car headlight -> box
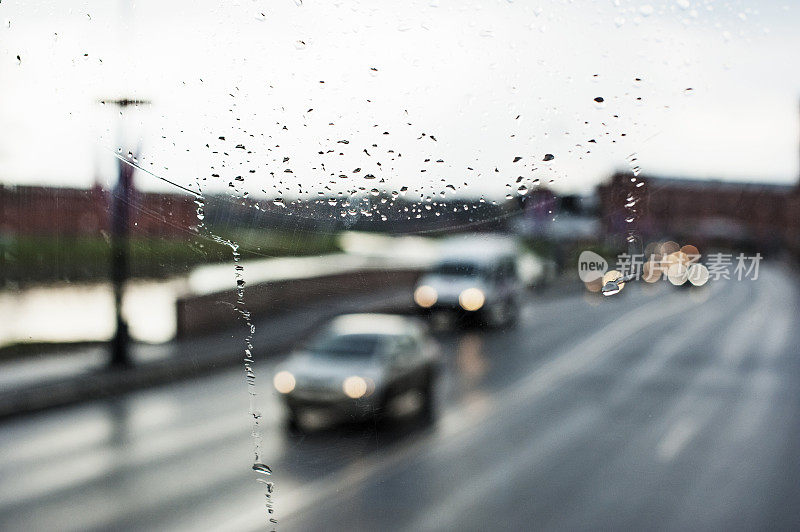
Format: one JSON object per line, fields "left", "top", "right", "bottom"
{"left": 342, "top": 375, "right": 368, "bottom": 399}
{"left": 459, "top": 287, "right": 485, "bottom": 311}
{"left": 273, "top": 371, "right": 296, "bottom": 394}
{"left": 687, "top": 263, "right": 709, "bottom": 286}
{"left": 414, "top": 285, "right": 438, "bottom": 308}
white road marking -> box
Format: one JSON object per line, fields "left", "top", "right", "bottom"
{"left": 720, "top": 300, "right": 769, "bottom": 366}
{"left": 720, "top": 270, "right": 784, "bottom": 366}
{"left": 763, "top": 309, "right": 792, "bottom": 361}
{"left": 408, "top": 406, "right": 601, "bottom": 532}
{"left": 651, "top": 274, "right": 783, "bottom": 464}
{"left": 657, "top": 416, "right": 700, "bottom": 461}
{"left": 608, "top": 292, "right": 731, "bottom": 405}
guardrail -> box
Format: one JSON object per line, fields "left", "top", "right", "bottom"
{"left": 176, "top": 267, "right": 423, "bottom": 339}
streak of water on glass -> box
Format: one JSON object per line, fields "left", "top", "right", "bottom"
{"left": 602, "top": 152, "right": 645, "bottom": 297}
{"left": 192, "top": 186, "right": 274, "bottom": 525}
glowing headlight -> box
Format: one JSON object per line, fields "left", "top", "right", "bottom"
{"left": 687, "top": 263, "right": 709, "bottom": 286}
{"left": 414, "top": 285, "right": 438, "bottom": 308}
{"left": 459, "top": 287, "right": 485, "bottom": 311}
{"left": 342, "top": 376, "right": 368, "bottom": 399}
{"left": 273, "top": 371, "right": 296, "bottom": 394}
{"left": 667, "top": 263, "right": 688, "bottom": 285}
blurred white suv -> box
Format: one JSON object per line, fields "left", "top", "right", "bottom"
{"left": 413, "top": 243, "right": 522, "bottom": 326}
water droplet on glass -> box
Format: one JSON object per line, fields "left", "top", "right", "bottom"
{"left": 602, "top": 281, "right": 622, "bottom": 296}
{"left": 253, "top": 463, "right": 272, "bottom": 475}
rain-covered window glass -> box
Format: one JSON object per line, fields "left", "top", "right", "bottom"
{"left": 3, "top": 0, "right": 800, "bottom": 530}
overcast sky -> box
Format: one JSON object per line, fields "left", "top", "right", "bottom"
{"left": 1, "top": 0, "right": 798, "bottom": 200}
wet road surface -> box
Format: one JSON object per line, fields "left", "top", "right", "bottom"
{"left": 1, "top": 265, "right": 799, "bottom": 531}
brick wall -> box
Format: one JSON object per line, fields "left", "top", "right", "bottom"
{"left": 598, "top": 172, "right": 800, "bottom": 253}
{"left": 0, "top": 184, "right": 197, "bottom": 238}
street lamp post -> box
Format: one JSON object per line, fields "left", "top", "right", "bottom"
{"left": 100, "top": 97, "right": 150, "bottom": 368}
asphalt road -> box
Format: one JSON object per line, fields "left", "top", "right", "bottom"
{"left": 1, "top": 265, "right": 799, "bottom": 531}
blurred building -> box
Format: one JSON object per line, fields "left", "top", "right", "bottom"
{"left": 0, "top": 182, "right": 523, "bottom": 239}
{"left": 514, "top": 187, "right": 600, "bottom": 241}
{"left": 0, "top": 184, "right": 197, "bottom": 238}
{"left": 598, "top": 172, "right": 800, "bottom": 254}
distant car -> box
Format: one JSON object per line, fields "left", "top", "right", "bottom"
{"left": 273, "top": 314, "right": 440, "bottom": 430}
{"left": 413, "top": 244, "right": 522, "bottom": 326}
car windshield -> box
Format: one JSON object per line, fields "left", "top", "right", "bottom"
{"left": 434, "top": 262, "right": 482, "bottom": 277}
{"left": 308, "top": 333, "right": 384, "bottom": 358}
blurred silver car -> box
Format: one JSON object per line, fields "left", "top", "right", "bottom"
{"left": 273, "top": 313, "right": 440, "bottom": 430}
{"left": 413, "top": 244, "right": 522, "bottom": 327}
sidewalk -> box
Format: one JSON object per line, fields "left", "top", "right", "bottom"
{"left": 0, "top": 288, "right": 414, "bottom": 419}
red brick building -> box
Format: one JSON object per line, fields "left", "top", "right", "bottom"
{"left": 0, "top": 184, "right": 197, "bottom": 238}
{"left": 598, "top": 172, "right": 800, "bottom": 254}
